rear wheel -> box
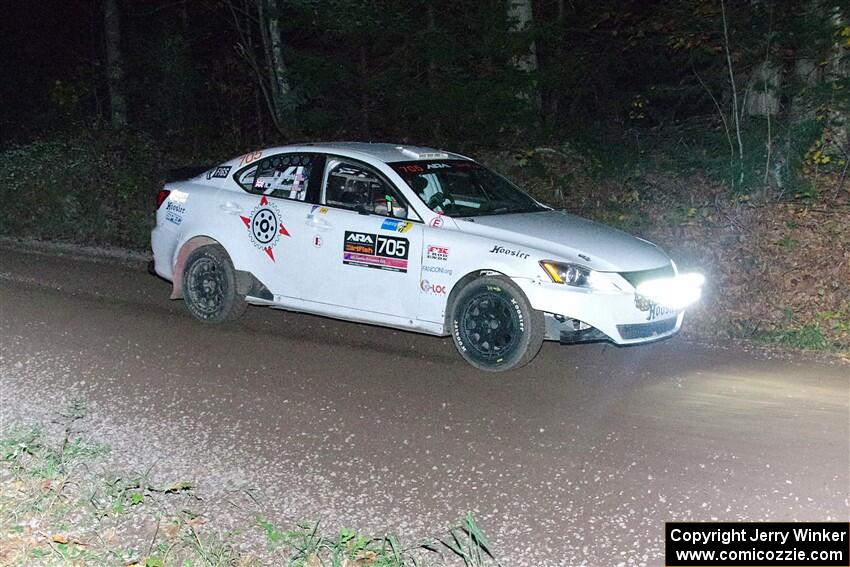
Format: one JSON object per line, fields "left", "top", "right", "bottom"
{"left": 182, "top": 245, "right": 246, "bottom": 323}
{"left": 450, "top": 276, "right": 544, "bottom": 371}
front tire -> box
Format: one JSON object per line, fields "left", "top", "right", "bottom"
{"left": 450, "top": 276, "right": 544, "bottom": 372}
{"left": 182, "top": 245, "right": 246, "bottom": 323}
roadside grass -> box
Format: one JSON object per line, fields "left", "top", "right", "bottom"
{"left": 0, "top": 403, "right": 501, "bottom": 566}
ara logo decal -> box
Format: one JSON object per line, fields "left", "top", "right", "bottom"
{"left": 240, "top": 195, "right": 290, "bottom": 261}
{"left": 345, "top": 232, "right": 374, "bottom": 244}
{"left": 381, "top": 218, "right": 413, "bottom": 233}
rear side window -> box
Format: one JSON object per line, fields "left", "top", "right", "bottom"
{"left": 235, "top": 153, "right": 323, "bottom": 202}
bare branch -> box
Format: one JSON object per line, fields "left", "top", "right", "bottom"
{"left": 721, "top": 0, "right": 745, "bottom": 188}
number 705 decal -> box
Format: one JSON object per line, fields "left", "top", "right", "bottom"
{"left": 343, "top": 231, "right": 409, "bottom": 272}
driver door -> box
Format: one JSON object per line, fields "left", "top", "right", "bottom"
{"left": 298, "top": 157, "right": 424, "bottom": 319}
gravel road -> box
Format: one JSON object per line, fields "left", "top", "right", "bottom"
{"left": 1, "top": 241, "right": 847, "bottom": 566}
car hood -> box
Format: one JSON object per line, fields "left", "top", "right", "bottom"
{"left": 456, "top": 210, "right": 671, "bottom": 272}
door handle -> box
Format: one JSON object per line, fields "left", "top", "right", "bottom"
{"left": 305, "top": 217, "right": 332, "bottom": 231}
{"left": 219, "top": 202, "right": 243, "bottom": 215}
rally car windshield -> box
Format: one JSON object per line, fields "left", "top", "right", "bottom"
{"left": 390, "top": 160, "right": 548, "bottom": 217}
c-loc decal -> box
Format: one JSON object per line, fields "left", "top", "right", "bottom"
{"left": 343, "top": 231, "right": 409, "bottom": 272}
{"left": 381, "top": 218, "right": 413, "bottom": 233}
{"left": 207, "top": 166, "right": 231, "bottom": 179}
{"left": 420, "top": 280, "right": 447, "bottom": 295}
{"left": 239, "top": 195, "right": 290, "bottom": 261}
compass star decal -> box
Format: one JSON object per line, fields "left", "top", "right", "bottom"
{"left": 240, "top": 195, "right": 290, "bottom": 261}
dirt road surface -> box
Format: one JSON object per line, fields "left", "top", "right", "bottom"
{"left": 1, "top": 242, "right": 848, "bottom": 566}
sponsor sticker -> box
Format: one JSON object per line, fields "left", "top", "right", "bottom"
{"left": 239, "top": 195, "right": 290, "bottom": 262}
{"left": 165, "top": 201, "right": 186, "bottom": 215}
{"left": 164, "top": 201, "right": 185, "bottom": 226}
{"left": 420, "top": 280, "right": 447, "bottom": 295}
{"left": 310, "top": 205, "right": 329, "bottom": 215}
{"left": 426, "top": 245, "right": 449, "bottom": 262}
{"left": 343, "top": 231, "right": 409, "bottom": 273}
{"left": 646, "top": 303, "right": 675, "bottom": 321}
{"left": 207, "top": 165, "right": 232, "bottom": 179}
{"left": 489, "top": 245, "right": 530, "bottom": 259}
{"left": 423, "top": 265, "right": 453, "bottom": 276}
{"left": 381, "top": 218, "right": 413, "bottom": 233}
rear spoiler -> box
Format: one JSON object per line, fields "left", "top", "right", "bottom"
{"left": 164, "top": 165, "right": 215, "bottom": 183}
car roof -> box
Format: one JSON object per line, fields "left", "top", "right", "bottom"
{"left": 261, "top": 142, "right": 472, "bottom": 164}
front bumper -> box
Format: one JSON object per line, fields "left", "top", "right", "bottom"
{"left": 517, "top": 278, "right": 685, "bottom": 345}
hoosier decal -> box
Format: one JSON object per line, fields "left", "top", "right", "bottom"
{"left": 343, "top": 231, "right": 409, "bottom": 273}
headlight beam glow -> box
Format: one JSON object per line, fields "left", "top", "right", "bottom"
{"left": 635, "top": 273, "right": 705, "bottom": 310}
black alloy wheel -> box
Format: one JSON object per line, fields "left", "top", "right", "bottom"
{"left": 450, "top": 276, "right": 544, "bottom": 371}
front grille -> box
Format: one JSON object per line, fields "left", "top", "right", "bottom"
{"left": 617, "top": 318, "right": 677, "bottom": 340}
{"left": 619, "top": 265, "right": 675, "bottom": 288}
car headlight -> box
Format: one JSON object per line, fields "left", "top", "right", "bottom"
{"left": 539, "top": 261, "right": 621, "bottom": 292}
{"left": 635, "top": 273, "right": 705, "bottom": 309}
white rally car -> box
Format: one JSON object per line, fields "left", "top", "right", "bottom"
{"left": 152, "top": 143, "right": 703, "bottom": 371}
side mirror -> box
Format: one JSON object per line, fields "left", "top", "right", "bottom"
{"left": 393, "top": 204, "right": 408, "bottom": 219}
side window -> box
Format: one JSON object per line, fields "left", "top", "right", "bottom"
{"left": 323, "top": 159, "right": 409, "bottom": 219}
{"left": 236, "top": 153, "right": 317, "bottom": 201}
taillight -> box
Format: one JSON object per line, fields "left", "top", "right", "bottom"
{"left": 156, "top": 189, "right": 171, "bottom": 210}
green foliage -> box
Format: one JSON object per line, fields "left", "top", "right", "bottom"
{"left": 761, "top": 324, "right": 830, "bottom": 350}
{"left": 0, "top": 128, "right": 160, "bottom": 249}
{"left": 1, "top": 411, "right": 501, "bottom": 566}
{"left": 254, "top": 514, "right": 500, "bottom": 567}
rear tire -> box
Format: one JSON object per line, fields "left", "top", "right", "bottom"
{"left": 182, "top": 245, "right": 246, "bottom": 323}
{"left": 450, "top": 276, "right": 544, "bottom": 371}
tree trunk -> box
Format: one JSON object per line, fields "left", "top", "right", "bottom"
{"left": 507, "top": 0, "right": 540, "bottom": 110}
{"left": 359, "top": 44, "right": 370, "bottom": 138}
{"left": 103, "top": 0, "right": 127, "bottom": 128}
{"left": 266, "top": 0, "right": 290, "bottom": 127}
{"left": 507, "top": 0, "right": 538, "bottom": 74}
{"left": 426, "top": 3, "right": 441, "bottom": 140}
{"left": 746, "top": 61, "right": 781, "bottom": 116}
